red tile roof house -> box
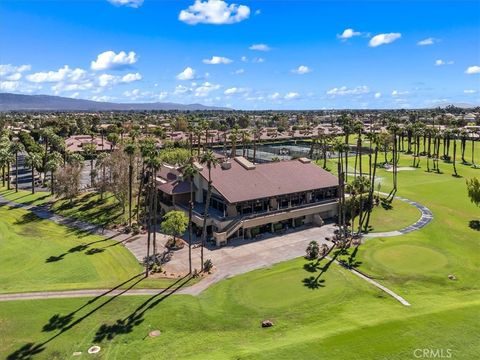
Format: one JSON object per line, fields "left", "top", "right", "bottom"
{"left": 65, "top": 135, "right": 113, "bottom": 153}
{"left": 156, "top": 156, "right": 339, "bottom": 246}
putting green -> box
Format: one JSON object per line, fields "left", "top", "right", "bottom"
{"left": 372, "top": 245, "right": 448, "bottom": 273}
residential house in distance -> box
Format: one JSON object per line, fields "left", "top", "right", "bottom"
{"left": 156, "top": 155, "right": 339, "bottom": 246}
{"left": 65, "top": 135, "right": 113, "bottom": 153}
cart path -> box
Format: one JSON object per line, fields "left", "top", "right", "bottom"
{"left": 363, "top": 193, "right": 433, "bottom": 238}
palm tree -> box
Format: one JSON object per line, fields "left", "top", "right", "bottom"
{"left": 25, "top": 152, "right": 41, "bottom": 194}
{"left": 183, "top": 161, "right": 198, "bottom": 274}
{"left": 82, "top": 142, "right": 96, "bottom": 188}
{"left": 95, "top": 152, "right": 109, "bottom": 200}
{"left": 229, "top": 126, "right": 239, "bottom": 158}
{"left": 451, "top": 129, "right": 459, "bottom": 177}
{"left": 251, "top": 127, "right": 262, "bottom": 164}
{"left": 0, "top": 137, "right": 13, "bottom": 190}
{"left": 147, "top": 156, "right": 162, "bottom": 257}
{"left": 199, "top": 150, "right": 219, "bottom": 270}
{"left": 10, "top": 140, "right": 24, "bottom": 192}
{"left": 137, "top": 138, "right": 157, "bottom": 222}
{"left": 124, "top": 142, "right": 137, "bottom": 226}
{"left": 46, "top": 151, "right": 63, "bottom": 195}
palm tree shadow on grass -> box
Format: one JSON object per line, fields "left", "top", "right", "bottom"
{"left": 8, "top": 274, "right": 191, "bottom": 360}
{"left": 468, "top": 220, "right": 480, "bottom": 231}
{"left": 44, "top": 236, "right": 123, "bottom": 263}
{"left": 302, "top": 245, "right": 351, "bottom": 290}
{"left": 92, "top": 275, "right": 193, "bottom": 342}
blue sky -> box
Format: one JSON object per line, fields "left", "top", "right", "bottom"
{"left": 1, "top": 0, "right": 479, "bottom": 109}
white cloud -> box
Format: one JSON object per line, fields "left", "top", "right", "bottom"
{"left": 374, "top": 92, "right": 382, "bottom": 99}
{"left": 121, "top": 72, "right": 142, "bottom": 83}
{"left": 179, "top": 0, "right": 250, "bottom": 25}
{"left": 0, "top": 64, "right": 31, "bottom": 81}
{"left": 417, "top": 37, "right": 438, "bottom": 46}
{"left": 284, "top": 92, "right": 299, "bottom": 100}
{"left": 123, "top": 89, "right": 168, "bottom": 101}
{"left": 254, "top": 9, "right": 261, "bottom": 15}
{"left": 327, "top": 85, "right": 370, "bottom": 96}
{"left": 202, "top": 56, "right": 233, "bottom": 64}
{"left": 194, "top": 81, "right": 221, "bottom": 97}
{"left": 91, "top": 50, "right": 138, "bottom": 71}
{"left": 224, "top": 87, "right": 248, "bottom": 95}
{"left": 435, "top": 59, "right": 454, "bottom": 66}
{"left": 176, "top": 67, "right": 196, "bottom": 80}
{"left": 268, "top": 92, "right": 281, "bottom": 100}
{"left": 174, "top": 85, "right": 191, "bottom": 95}
{"left": 0, "top": 81, "right": 21, "bottom": 92}
{"left": 107, "top": 0, "right": 143, "bottom": 7}
{"left": 391, "top": 90, "right": 409, "bottom": 96}
{"left": 241, "top": 56, "right": 248, "bottom": 62}
{"left": 465, "top": 65, "right": 480, "bottom": 74}
{"left": 369, "top": 33, "right": 401, "bottom": 47}
{"left": 291, "top": 65, "right": 311, "bottom": 75}
{"left": 27, "top": 65, "right": 87, "bottom": 83}
{"left": 98, "top": 74, "right": 117, "bottom": 87}
{"left": 464, "top": 89, "right": 477, "bottom": 94}
{"left": 233, "top": 68, "right": 245, "bottom": 75}
{"left": 249, "top": 43, "right": 270, "bottom": 51}
{"left": 91, "top": 95, "right": 115, "bottom": 102}
{"left": 338, "top": 28, "right": 361, "bottom": 40}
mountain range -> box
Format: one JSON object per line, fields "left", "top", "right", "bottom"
{"left": 0, "top": 93, "right": 229, "bottom": 112}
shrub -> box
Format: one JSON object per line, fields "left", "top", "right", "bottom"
{"left": 306, "top": 240, "right": 319, "bottom": 259}
{"left": 203, "top": 259, "right": 213, "bottom": 272}
{"left": 131, "top": 223, "right": 140, "bottom": 235}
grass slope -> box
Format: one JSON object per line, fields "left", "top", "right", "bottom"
{"left": 0, "top": 204, "right": 176, "bottom": 293}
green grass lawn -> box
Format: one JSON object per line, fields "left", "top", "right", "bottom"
{"left": 0, "top": 257, "right": 478, "bottom": 359}
{"left": 0, "top": 141, "right": 479, "bottom": 359}
{"left": 353, "top": 198, "right": 421, "bottom": 233}
{"left": 0, "top": 188, "right": 131, "bottom": 228}
{"left": 0, "top": 204, "right": 183, "bottom": 294}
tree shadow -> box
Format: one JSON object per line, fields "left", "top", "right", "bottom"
{"left": 302, "top": 276, "right": 325, "bottom": 289}
{"left": 6, "top": 342, "right": 45, "bottom": 360}
{"left": 92, "top": 275, "right": 192, "bottom": 343}
{"left": 14, "top": 212, "right": 42, "bottom": 225}
{"left": 45, "top": 254, "right": 65, "bottom": 263}
{"left": 469, "top": 220, "right": 480, "bottom": 231}
{"left": 84, "top": 247, "right": 105, "bottom": 255}
{"left": 303, "top": 261, "right": 321, "bottom": 273}
{"left": 8, "top": 273, "right": 191, "bottom": 359}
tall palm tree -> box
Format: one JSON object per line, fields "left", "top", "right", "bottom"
{"left": 451, "top": 129, "right": 459, "bottom": 177}
{"left": 124, "top": 142, "right": 137, "bottom": 226}
{"left": 183, "top": 162, "right": 198, "bottom": 274}
{"left": 10, "top": 140, "right": 24, "bottom": 193}
{"left": 0, "top": 148, "right": 13, "bottom": 190}
{"left": 95, "top": 152, "right": 109, "bottom": 200}
{"left": 251, "top": 127, "right": 262, "bottom": 164}
{"left": 82, "top": 142, "right": 96, "bottom": 188}
{"left": 148, "top": 156, "right": 162, "bottom": 257}
{"left": 137, "top": 138, "right": 157, "bottom": 222}
{"left": 229, "top": 126, "right": 239, "bottom": 158}
{"left": 46, "top": 151, "right": 63, "bottom": 195}
{"left": 25, "top": 152, "right": 41, "bottom": 194}
{"left": 199, "top": 150, "right": 219, "bottom": 270}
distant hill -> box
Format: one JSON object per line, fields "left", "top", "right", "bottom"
{"left": 433, "top": 102, "right": 479, "bottom": 109}
{"left": 0, "top": 93, "right": 230, "bottom": 112}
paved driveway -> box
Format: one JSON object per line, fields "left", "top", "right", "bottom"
{"left": 169, "top": 224, "right": 337, "bottom": 295}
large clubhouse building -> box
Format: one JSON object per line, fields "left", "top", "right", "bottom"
{"left": 156, "top": 156, "right": 339, "bottom": 246}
